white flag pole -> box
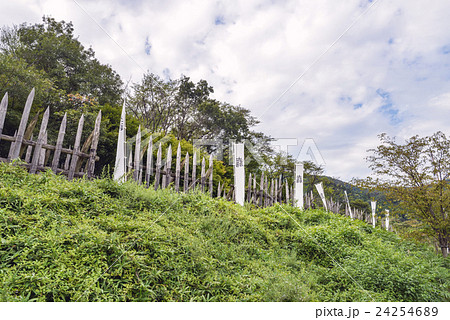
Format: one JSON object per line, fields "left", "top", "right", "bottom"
{"left": 315, "top": 182, "right": 327, "bottom": 211}
{"left": 344, "top": 190, "right": 353, "bottom": 219}
{"left": 371, "top": 201, "right": 377, "bottom": 228}
{"left": 385, "top": 209, "right": 390, "bottom": 231}
{"left": 233, "top": 143, "right": 245, "bottom": 205}
{"left": 294, "top": 163, "right": 304, "bottom": 209}
{"left": 113, "top": 101, "right": 127, "bottom": 182}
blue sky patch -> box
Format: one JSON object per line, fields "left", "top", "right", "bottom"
{"left": 163, "top": 68, "right": 171, "bottom": 80}
{"left": 353, "top": 103, "right": 363, "bottom": 109}
{"left": 215, "top": 16, "right": 225, "bottom": 25}
{"left": 144, "top": 36, "right": 151, "bottom": 55}
{"left": 441, "top": 45, "right": 450, "bottom": 54}
{"left": 376, "top": 88, "right": 401, "bottom": 124}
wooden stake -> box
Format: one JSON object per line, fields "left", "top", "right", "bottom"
{"left": 9, "top": 89, "right": 35, "bottom": 160}
{"left": 175, "top": 143, "right": 181, "bottom": 192}
{"left": 24, "top": 134, "right": 33, "bottom": 163}
{"left": 184, "top": 152, "right": 189, "bottom": 192}
{"left": 146, "top": 136, "right": 153, "bottom": 187}
{"left": 30, "top": 107, "right": 50, "bottom": 173}
{"left": 133, "top": 125, "right": 141, "bottom": 182}
{"left": 209, "top": 154, "right": 213, "bottom": 196}
{"left": 0, "top": 92, "right": 8, "bottom": 139}
{"left": 259, "top": 173, "right": 264, "bottom": 207}
{"left": 201, "top": 157, "right": 206, "bottom": 192}
{"left": 87, "top": 111, "right": 101, "bottom": 179}
{"left": 51, "top": 113, "right": 67, "bottom": 173}
{"left": 154, "top": 143, "right": 162, "bottom": 190}
{"left": 217, "top": 181, "right": 222, "bottom": 198}
{"left": 165, "top": 144, "right": 172, "bottom": 188}
{"left": 20, "top": 110, "right": 40, "bottom": 158}
{"left": 192, "top": 151, "right": 197, "bottom": 190}
{"left": 68, "top": 114, "right": 84, "bottom": 180}
{"left": 64, "top": 153, "right": 71, "bottom": 171}
{"left": 247, "top": 173, "right": 252, "bottom": 203}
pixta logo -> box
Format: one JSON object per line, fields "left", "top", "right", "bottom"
{"left": 193, "top": 137, "right": 325, "bottom": 167}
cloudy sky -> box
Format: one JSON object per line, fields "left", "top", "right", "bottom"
{"left": 2, "top": 0, "right": 450, "bottom": 181}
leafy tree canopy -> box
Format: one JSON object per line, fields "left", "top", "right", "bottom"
{"left": 362, "top": 132, "right": 450, "bottom": 257}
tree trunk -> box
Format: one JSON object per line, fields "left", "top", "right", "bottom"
{"left": 441, "top": 247, "right": 448, "bottom": 258}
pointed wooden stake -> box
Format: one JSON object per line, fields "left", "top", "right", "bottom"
{"left": 24, "top": 134, "right": 33, "bottom": 163}
{"left": 184, "top": 151, "right": 189, "bottom": 192}
{"left": 9, "top": 89, "right": 35, "bottom": 160}
{"left": 0, "top": 92, "right": 8, "bottom": 139}
{"left": 191, "top": 151, "right": 197, "bottom": 190}
{"left": 30, "top": 107, "right": 50, "bottom": 173}
{"left": 51, "top": 113, "right": 67, "bottom": 173}
{"left": 285, "top": 180, "right": 290, "bottom": 205}
{"left": 259, "top": 173, "right": 264, "bottom": 207}
{"left": 133, "top": 125, "right": 141, "bottom": 182}
{"left": 201, "top": 157, "right": 206, "bottom": 192}
{"left": 209, "top": 154, "right": 213, "bottom": 196}
{"left": 164, "top": 144, "right": 172, "bottom": 188}
{"left": 175, "top": 143, "right": 181, "bottom": 192}
{"left": 154, "top": 143, "right": 162, "bottom": 190}
{"left": 217, "top": 181, "right": 222, "bottom": 198}
{"left": 87, "top": 111, "right": 101, "bottom": 179}
{"left": 247, "top": 173, "right": 252, "bottom": 203}
{"left": 39, "top": 131, "right": 48, "bottom": 166}
{"left": 68, "top": 114, "right": 85, "bottom": 180}
{"left": 146, "top": 136, "right": 153, "bottom": 187}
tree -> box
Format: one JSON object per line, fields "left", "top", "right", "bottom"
{"left": 1, "top": 16, "right": 123, "bottom": 106}
{"left": 365, "top": 132, "right": 450, "bottom": 257}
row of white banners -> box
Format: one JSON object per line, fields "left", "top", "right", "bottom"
{"left": 233, "top": 143, "right": 388, "bottom": 229}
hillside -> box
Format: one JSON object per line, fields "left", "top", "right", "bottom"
{"left": 0, "top": 162, "right": 448, "bottom": 302}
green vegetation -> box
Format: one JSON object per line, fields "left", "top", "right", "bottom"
{"left": 0, "top": 163, "right": 448, "bottom": 302}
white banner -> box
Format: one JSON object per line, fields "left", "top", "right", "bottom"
{"left": 315, "top": 182, "right": 327, "bottom": 211}
{"left": 113, "top": 101, "right": 126, "bottom": 182}
{"left": 371, "top": 201, "right": 377, "bottom": 228}
{"left": 294, "top": 163, "right": 304, "bottom": 209}
{"left": 385, "top": 209, "right": 390, "bottom": 231}
{"left": 233, "top": 143, "right": 245, "bottom": 205}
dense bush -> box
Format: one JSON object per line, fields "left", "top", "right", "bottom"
{"left": 0, "top": 163, "right": 448, "bottom": 301}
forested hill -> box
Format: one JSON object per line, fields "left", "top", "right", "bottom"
{"left": 0, "top": 163, "right": 448, "bottom": 302}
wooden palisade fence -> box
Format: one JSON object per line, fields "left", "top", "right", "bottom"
{"left": 0, "top": 89, "right": 101, "bottom": 179}
{"left": 124, "top": 130, "right": 380, "bottom": 229}
{"left": 1, "top": 89, "right": 382, "bottom": 230}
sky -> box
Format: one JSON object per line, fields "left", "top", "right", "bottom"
{"left": 1, "top": 0, "right": 450, "bottom": 181}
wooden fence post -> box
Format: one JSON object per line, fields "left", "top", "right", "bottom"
{"left": 87, "top": 111, "right": 101, "bottom": 179}
{"left": 133, "top": 125, "right": 141, "bottom": 182}
{"left": 30, "top": 107, "right": 50, "bottom": 174}
{"left": 175, "top": 143, "right": 181, "bottom": 192}
{"left": 259, "top": 173, "right": 264, "bottom": 207}
{"left": 145, "top": 136, "right": 153, "bottom": 187}
{"left": 9, "top": 88, "right": 35, "bottom": 161}
{"left": 165, "top": 144, "right": 172, "bottom": 188}
{"left": 247, "top": 173, "right": 252, "bottom": 203}
{"left": 201, "top": 157, "right": 206, "bottom": 192}
{"left": 192, "top": 151, "right": 197, "bottom": 190}
{"left": 0, "top": 93, "right": 8, "bottom": 139}
{"left": 184, "top": 152, "right": 189, "bottom": 192}
{"left": 51, "top": 113, "right": 67, "bottom": 173}
{"left": 209, "top": 154, "right": 213, "bottom": 197}
{"left": 68, "top": 114, "right": 84, "bottom": 180}
{"left": 154, "top": 143, "right": 162, "bottom": 190}
{"left": 24, "top": 134, "right": 33, "bottom": 163}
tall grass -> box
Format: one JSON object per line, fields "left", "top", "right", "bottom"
{"left": 0, "top": 163, "right": 448, "bottom": 301}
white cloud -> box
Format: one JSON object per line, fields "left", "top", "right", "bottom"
{"left": 2, "top": 0, "right": 450, "bottom": 181}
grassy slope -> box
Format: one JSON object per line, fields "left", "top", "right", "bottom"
{"left": 0, "top": 163, "right": 448, "bottom": 302}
